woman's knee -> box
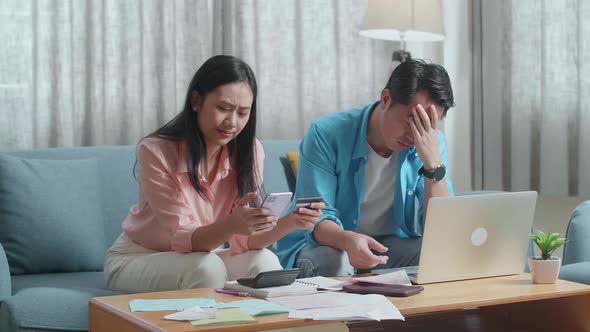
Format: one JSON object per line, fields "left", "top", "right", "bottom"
{"left": 224, "top": 248, "right": 283, "bottom": 280}
{"left": 248, "top": 248, "right": 282, "bottom": 273}
{"left": 180, "top": 252, "right": 227, "bottom": 289}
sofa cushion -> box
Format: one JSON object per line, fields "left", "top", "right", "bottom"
{"left": 0, "top": 286, "right": 118, "bottom": 332}
{"left": 6, "top": 145, "right": 138, "bottom": 250}
{"left": 559, "top": 262, "right": 590, "bottom": 285}
{"left": 286, "top": 152, "right": 299, "bottom": 178}
{"left": 563, "top": 200, "right": 590, "bottom": 265}
{"left": 0, "top": 155, "right": 105, "bottom": 274}
{"left": 11, "top": 272, "right": 111, "bottom": 294}
{"left": 260, "top": 140, "right": 300, "bottom": 193}
{"left": 0, "top": 243, "right": 10, "bottom": 301}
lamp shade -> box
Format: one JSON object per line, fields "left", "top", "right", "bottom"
{"left": 360, "top": 0, "right": 444, "bottom": 42}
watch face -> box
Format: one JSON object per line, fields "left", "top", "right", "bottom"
{"left": 433, "top": 166, "right": 446, "bottom": 181}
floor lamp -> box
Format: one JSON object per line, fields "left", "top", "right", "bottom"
{"left": 359, "top": 0, "right": 445, "bottom": 65}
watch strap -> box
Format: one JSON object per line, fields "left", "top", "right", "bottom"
{"left": 419, "top": 165, "right": 446, "bottom": 181}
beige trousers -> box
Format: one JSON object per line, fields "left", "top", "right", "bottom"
{"left": 104, "top": 233, "right": 282, "bottom": 293}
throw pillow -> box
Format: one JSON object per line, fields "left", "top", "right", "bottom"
{"left": 0, "top": 155, "right": 105, "bottom": 274}
{"left": 286, "top": 152, "right": 299, "bottom": 178}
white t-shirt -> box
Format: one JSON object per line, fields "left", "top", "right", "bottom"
{"left": 357, "top": 146, "right": 398, "bottom": 237}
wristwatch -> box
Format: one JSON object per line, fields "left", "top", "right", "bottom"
{"left": 418, "top": 165, "right": 446, "bottom": 181}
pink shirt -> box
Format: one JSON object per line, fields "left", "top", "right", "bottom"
{"left": 122, "top": 137, "right": 264, "bottom": 254}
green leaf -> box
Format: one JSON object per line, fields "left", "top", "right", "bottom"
{"left": 538, "top": 231, "right": 547, "bottom": 242}
{"left": 531, "top": 229, "right": 567, "bottom": 259}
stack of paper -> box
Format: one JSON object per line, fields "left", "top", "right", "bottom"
{"left": 347, "top": 270, "right": 412, "bottom": 286}
{"left": 269, "top": 292, "right": 383, "bottom": 310}
{"left": 287, "top": 294, "right": 403, "bottom": 321}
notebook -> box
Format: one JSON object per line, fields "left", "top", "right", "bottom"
{"left": 294, "top": 276, "right": 344, "bottom": 291}
{"left": 223, "top": 279, "right": 318, "bottom": 298}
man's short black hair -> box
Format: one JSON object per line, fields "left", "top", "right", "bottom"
{"left": 385, "top": 59, "right": 455, "bottom": 116}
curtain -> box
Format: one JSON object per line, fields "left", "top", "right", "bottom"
{"left": 225, "top": 0, "right": 443, "bottom": 139}
{"left": 0, "top": 0, "right": 443, "bottom": 150}
{"left": 0, "top": 0, "right": 213, "bottom": 151}
{"left": 475, "top": 0, "right": 590, "bottom": 199}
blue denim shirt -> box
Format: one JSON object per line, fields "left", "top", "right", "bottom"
{"left": 275, "top": 102, "right": 454, "bottom": 268}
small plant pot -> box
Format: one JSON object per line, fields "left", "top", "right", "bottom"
{"left": 528, "top": 256, "right": 561, "bottom": 284}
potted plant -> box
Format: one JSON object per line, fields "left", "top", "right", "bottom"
{"left": 528, "top": 230, "right": 567, "bottom": 284}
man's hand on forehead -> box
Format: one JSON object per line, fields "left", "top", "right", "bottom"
{"left": 412, "top": 103, "right": 444, "bottom": 121}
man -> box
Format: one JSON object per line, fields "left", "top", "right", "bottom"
{"left": 276, "top": 59, "right": 455, "bottom": 277}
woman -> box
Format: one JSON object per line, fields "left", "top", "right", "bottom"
{"left": 104, "top": 55, "right": 325, "bottom": 293}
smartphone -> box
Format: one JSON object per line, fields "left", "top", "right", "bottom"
{"left": 293, "top": 197, "right": 325, "bottom": 211}
{"left": 261, "top": 192, "right": 293, "bottom": 217}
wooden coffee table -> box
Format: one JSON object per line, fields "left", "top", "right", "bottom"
{"left": 89, "top": 274, "right": 590, "bottom": 332}
{"left": 89, "top": 288, "right": 345, "bottom": 332}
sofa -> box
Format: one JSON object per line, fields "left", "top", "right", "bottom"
{"left": 559, "top": 200, "right": 590, "bottom": 285}
{"left": 2, "top": 140, "right": 583, "bottom": 332}
{"left": 0, "top": 140, "right": 300, "bottom": 332}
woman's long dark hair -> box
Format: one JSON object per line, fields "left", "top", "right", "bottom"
{"left": 138, "top": 55, "right": 258, "bottom": 199}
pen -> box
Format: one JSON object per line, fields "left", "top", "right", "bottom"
{"left": 214, "top": 288, "right": 251, "bottom": 297}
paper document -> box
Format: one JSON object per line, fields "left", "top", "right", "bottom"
{"left": 214, "top": 299, "right": 293, "bottom": 316}
{"left": 295, "top": 276, "right": 344, "bottom": 291}
{"left": 164, "top": 307, "right": 217, "bottom": 321}
{"left": 348, "top": 270, "right": 412, "bottom": 286}
{"left": 129, "top": 298, "right": 216, "bottom": 312}
{"left": 268, "top": 292, "right": 387, "bottom": 310}
{"left": 190, "top": 308, "right": 256, "bottom": 326}
{"left": 288, "top": 294, "right": 404, "bottom": 321}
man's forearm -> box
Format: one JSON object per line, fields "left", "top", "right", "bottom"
{"left": 312, "top": 219, "right": 350, "bottom": 250}
{"left": 423, "top": 177, "right": 450, "bottom": 217}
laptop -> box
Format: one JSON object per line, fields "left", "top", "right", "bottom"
{"left": 373, "top": 191, "right": 538, "bottom": 284}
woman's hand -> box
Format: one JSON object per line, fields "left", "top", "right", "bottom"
{"left": 225, "top": 192, "right": 278, "bottom": 236}
{"left": 245, "top": 201, "right": 326, "bottom": 250}
{"left": 280, "top": 202, "right": 326, "bottom": 231}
